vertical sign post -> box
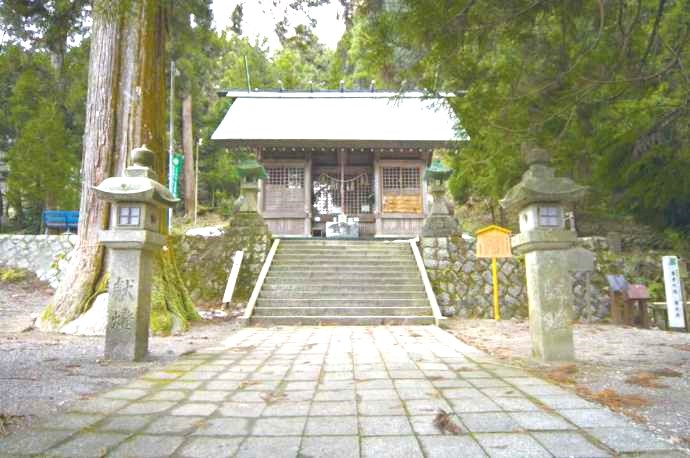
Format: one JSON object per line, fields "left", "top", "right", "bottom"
{"left": 476, "top": 225, "right": 513, "bottom": 320}
{"left": 662, "top": 255, "right": 687, "bottom": 330}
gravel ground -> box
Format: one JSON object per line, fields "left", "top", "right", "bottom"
{"left": 445, "top": 318, "right": 690, "bottom": 453}
{"left": 0, "top": 275, "right": 241, "bottom": 436}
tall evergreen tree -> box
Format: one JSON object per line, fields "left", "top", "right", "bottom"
{"left": 38, "top": 0, "right": 170, "bottom": 329}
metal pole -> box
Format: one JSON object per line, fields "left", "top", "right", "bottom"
{"left": 168, "top": 60, "right": 175, "bottom": 234}
{"left": 194, "top": 139, "right": 200, "bottom": 226}
{"left": 492, "top": 257, "right": 501, "bottom": 320}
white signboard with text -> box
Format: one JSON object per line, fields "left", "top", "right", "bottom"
{"left": 662, "top": 256, "right": 686, "bottom": 329}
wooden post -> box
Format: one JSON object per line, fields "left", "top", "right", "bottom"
{"left": 339, "top": 149, "right": 345, "bottom": 214}
{"left": 492, "top": 257, "right": 500, "bottom": 320}
{"left": 305, "top": 151, "right": 312, "bottom": 236}
{"left": 475, "top": 225, "right": 512, "bottom": 321}
{"left": 374, "top": 151, "right": 382, "bottom": 235}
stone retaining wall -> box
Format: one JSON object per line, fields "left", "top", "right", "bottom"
{"left": 421, "top": 233, "right": 612, "bottom": 321}
{"left": 421, "top": 235, "right": 529, "bottom": 319}
{"left": 172, "top": 213, "right": 272, "bottom": 306}
{"left": 0, "top": 234, "right": 76, "bottom": 288}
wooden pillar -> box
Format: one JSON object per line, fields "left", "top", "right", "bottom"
{"left": 374, "top": 151, "right": 382, "bottom": 236}
{"left": 421, "top": 154, "right": 430, "bottom": 217}
{"left": 339, "top": 148, "right": 346, "bottom": 214}
{"left": 304, "top": 151, "right": 312, "bottom": 236}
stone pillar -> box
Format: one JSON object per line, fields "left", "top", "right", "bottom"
{"left": 500, "top": 145, "right": 587, "bottom": 362}
{"left": 523, "top": 246, "right": 576, "bottom": 360}
{"left": 103, "top": 233, "right": 163, "bottom": 360}
{"left": 93, "top": 145, "right": 178, "bottom": 361}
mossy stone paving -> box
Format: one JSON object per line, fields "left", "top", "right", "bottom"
{"left": 0, "top": 326, "right": 683, "bottom": 457}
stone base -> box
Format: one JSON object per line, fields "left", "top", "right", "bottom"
{"left": 422, "top": 215, "right": 458, "bottom": 238}
{"left": 524, "top": 249, "right": 575, "bottom": 362}
{"left": 104, "top": 248, "right": 155, "bottom": 362}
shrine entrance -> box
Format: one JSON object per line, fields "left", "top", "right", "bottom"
{"left": 311, "top": 149, "right": 375, "bottom": 237}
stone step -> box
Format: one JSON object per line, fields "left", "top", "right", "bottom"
{"left": 261, "top": 284, "right": 425, "bottom": 292}
{"left": 256, "top": 298, "right": 429, "bottom": 307}
{"left": 250, "top": 316, "right": 435, "bottom": 326}
{"left": 279, "top": 240, "right": 410, "bottom": 245}
{"left": 268, "top": 265, "right": 419, "bottom": 273}
{"left": 247, "top": 238, "right": 431, "bottom": 327}
{"left": 277, "top": 249, "right": 410, "bottom": 255}
{"left": 273, "top": 252, "right": 413, "bottom": 258}
{"left": 253, "top": 306, "right": 432, "bottom": 317}
{"left": 259, "top": 291, "right": 427, "bottom": 300}
{"left": 278, "top": 243, "right": 411, "bottom": 253}
{"left": 265, "top": 272, "right": 422, "bottom": 281}
{"left": 271, "top": 258, "right": 417, "bottom": 269}
{"left": 275, "top": 252, "right": 411, "bottom": 259}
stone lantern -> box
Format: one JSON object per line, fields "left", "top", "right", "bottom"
{"left": 500, "top": 145, "right": 587, "bottom": 361}
{"left": 422, "top": 159, "right": 458, "bottom": 237}
{"left": 93, "top": 145, "right": 178, "bottom": 361}
{"left": 236, "top": 159, "right": 268, "bottom": 213}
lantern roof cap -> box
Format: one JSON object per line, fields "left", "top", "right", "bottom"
{"left": 500, "top": 145, "right": 587, "bottom": 211}
{"left": 93, "top": 176, "right": 178, "bottom": 207}
{"left": 237, "top": 159, "right": 268, "bottom": 180}
{"left": 424, "top": 159, "right": 453, "bottom": 180}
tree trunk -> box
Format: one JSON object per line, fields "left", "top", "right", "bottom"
{"left": 181, "top": 93, "right": 195, "bottom": 217}
{"left": 38, "top": 0, "right": 168, "bottom": 330}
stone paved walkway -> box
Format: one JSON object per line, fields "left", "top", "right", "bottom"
{"left": 0, "top": 326, "right": 683, "bottom": 457}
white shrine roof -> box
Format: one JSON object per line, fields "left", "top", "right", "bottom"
{"left": 211, "top": 91, "right": 468, "bottom": 148}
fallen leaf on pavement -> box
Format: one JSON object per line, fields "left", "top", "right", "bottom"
{"left": 625, "top": 372, "right": 669, "bottom": 389}
{"left": 433, "top": 409, "right": 462, "bottom": 434}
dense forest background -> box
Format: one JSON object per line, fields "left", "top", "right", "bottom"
{"left": 0, "top": 0, "right": 688, "bottom": 240}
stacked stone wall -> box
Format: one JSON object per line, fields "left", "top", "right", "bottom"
{"left": 0, "top": 234, "right": 76, "bottom": 288}
{"left": 422, "top": 233, "right": 620, "bottom": 321}
{"left": 172, "top": 214, "right": 271, "bottom": 306}
{"left": 422, "top": 234, "right": 528, "bottom": 318}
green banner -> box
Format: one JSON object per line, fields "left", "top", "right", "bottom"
{"left": 171, "top": 153, "right": 184, "bottom": 198}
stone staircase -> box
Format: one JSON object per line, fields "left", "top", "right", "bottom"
{"left": 250, "top": 239, "right": 435, "bottom": 325}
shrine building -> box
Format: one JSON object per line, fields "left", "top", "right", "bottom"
{"left": 212, "top": 90, "right": 465, "bottom": 238}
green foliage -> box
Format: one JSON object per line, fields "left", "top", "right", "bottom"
{"left": 0, "top": 267, "right": 28, "bottom": 283}
{"left": 0, "top": 44, "right": 84, "bottom": 227}
{"left": 343, "top": 0, "right": 690, "bottom": 232}
{"left": 273, "top": 25, "right": 334, "bottom": 89}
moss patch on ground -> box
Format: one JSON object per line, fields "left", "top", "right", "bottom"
{"left": 0, "top": 267, "right": 28, "bottom": 283}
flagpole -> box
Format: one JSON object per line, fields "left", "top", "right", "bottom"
{"left": 168, "top": 60, "right": 175, "bottom": 234}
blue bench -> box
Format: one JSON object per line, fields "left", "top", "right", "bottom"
{"left": 43, "top": 210, "right": 79, "bottom": 234}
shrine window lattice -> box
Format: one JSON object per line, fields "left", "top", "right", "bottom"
{"left": 266, "top": 167, "right": 304, "bottom": 189}
{"left": 382, "top": 167, "right": 420, "bottom": 194}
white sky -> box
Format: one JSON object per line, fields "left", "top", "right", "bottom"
{"left": 212, "top": 0, "right": 345, "bottom": 52}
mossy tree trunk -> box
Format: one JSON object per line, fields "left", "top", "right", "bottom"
{"left": 39, "top": 0, "right": 197, "bottom": 331}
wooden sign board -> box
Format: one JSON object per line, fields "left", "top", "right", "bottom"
{"left": 627, "top": 284, "right": 650, "bottom": 301}
{"left": 383, "top": 194, "right": 421, "bottom": 214}
{"left": 475, "top": 225, "right": 512, "bottom": 259}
